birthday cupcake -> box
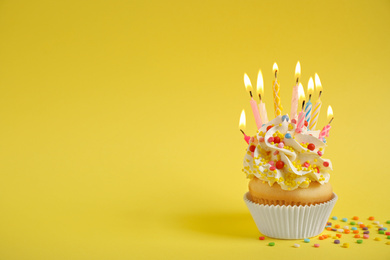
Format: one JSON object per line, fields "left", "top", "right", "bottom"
{"left": 241, "top": 66, "right": 337, "bottom": 239}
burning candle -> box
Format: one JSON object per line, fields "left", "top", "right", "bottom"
{"left": 296, "top": 84, "right": 306, "bottom": 133}
{"left": 308, "top": 73, "right": 323, "bottom": 130}
{"left": 256, "top": 69, "right": 269, "bottom": 124}
{"left": 239, "top": 109, "right": 250, "bottom": 144}
{"left": 304, "top": 77, "right": 314, "bottom": 125}
{"left": 272, "top": 63, "right": 282, "bottom": 117}
{"left": 319, "top": 106, "right": 334, "bottom": 140}
{"left": 244, "top": 74, "right": 262, "bottom": 129}
{"left": 290, "top": 61, "right": 301, "bottom": 120}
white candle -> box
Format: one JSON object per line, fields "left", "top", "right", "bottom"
{"left": 290, "top": 61, "right": 301, "bottom": 120}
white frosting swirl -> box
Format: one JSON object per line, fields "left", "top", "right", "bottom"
{"left": 243, "top": 115, "right": 332, "bottom": 190}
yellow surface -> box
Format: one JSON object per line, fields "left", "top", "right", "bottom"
{"left": 0, "top": 0, "right": 389, "bottom": 259}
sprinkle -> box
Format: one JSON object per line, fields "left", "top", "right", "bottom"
{"left": 387, "top": 220, "right": 390, "bottom": 224}
{"left": 359, "top": 224, "right": 365, "bottom": 228}
{"left": 363, "top": 234, "right": 369, "bottom": 239}
{"left": 327, "top": 222, "right": 332, "bottom": 225}
{"left": 353, "top": 230, "right": 359, "bottom": 234}
{"left": 304, "top": 238, "right": 310, "bottom": 243}
{"left": 379, "top": 230, "right": 385, "bottom": 234}
{"left": 344, "top": 230, "right": 350, "bottom": 234}
{"left": 384, "top": 227, "right": 388, "bottom": 231}
{"left": 373, "top": 221, "right": 379, "bottom": 224}
{"left": 336, "top": 234, "right": 342, "bottom": 238}
{"left": 337, "top": 229, "right": 344, "bottom": 233}
{"left": 317, "top": 151, "right": 323, "bottom": 156}
{"left": 379, "top": 228, "right": 385, "bottom": 231}
{"left": 326, "top": 227, "right": 332, "bottom": 231}
{"left": 332, "top": 216, "right": 338, "bottom": 220}
{"left": 354, "top": 235, "right": 360, "bottom": 238}
{"left": 368, "top": 216, "right": 375, "bottom": 220}
{"left": 343, "top": 226, "right": 349, "bottom": 229}
{"left": 374, "top": 237, "right": 381, "bottom": 241}
{"left": 351, "top": 227, "right": 357, "bottom": 230}
{"left": 362, "top": 227, "right": 368, "bottom": 230}
{"left": 293, "top": 243, "right": 300, "bottom": 248}
{"left": 285, "top": 133, "right": 292, "bottom": 139}
{"left": 334, "top": 240, "right": 340, "bottom": 244}
{"left": 387, "top": 236, "right": 390, "bottom": 239}
{"left": 357, "top": 221, "right": 363, "bottom": 225}
{"left": 350, "top": 221, "right": 356, "bottom": 225}
{"left": 332, "top": 228, "right": 337, "bottom": 231}
{"left": 269, "top": 242, "right": 275, "bottom": 246}
{"left": 343, "top": 243, "right": 349, "bottom": 248}
{"left": 363, "top": 231, "right": 369, "bottom": 234}
{"left": 357, "top": 239, "right": 363, "bottom": 244}
{"left": 319, "top": 236, "right": 324, "bottom": 240}
{"left": 386, "top": 232, "right": 390, "bottom": 235}
{"left": 353, "top": 216, "right": 359, "bottom": 220}
{"left": 335, "top": 224, "right": 340, "bottom": 228}
{"left": 387, "top": 242, "right": 390, "bottom": 245}
{"left": 314, "top": 243, "right": 320, "bottom": 248}
{"left": 379, "top": 224, "right": 384, "bottom": 228}
{"left": 342, "top": 218, "right": 348, "bottom": 222}
{"left": 259, "top": 236, "right": 265, "bottom": 240}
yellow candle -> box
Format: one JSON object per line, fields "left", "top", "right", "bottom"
{"left": 272, "top": 63, "right": 282, "bottom": 116}
{"left": 308, "top": 73, "right": 323, "bottom": 130}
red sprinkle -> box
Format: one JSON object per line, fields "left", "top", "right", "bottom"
{"left": 268, "top": 137, "right": 274, "bottom": 143}
{"left": 304, "top": 121, "right": 308, "bottom": 127}
{"left": 317, "top": 151, "right": 323, "bottom": 156}
{"left": 303, "top": 162, "right": 310, "bottom": 168}
{"left": 249, "top": 145, "right": 256, "bottom": 152}
{"left": 323, "top": 162, "right": 329, "bottom": 167}
{"left": 266, "top": 125, "right": 273, "bottom": 132}
{"left": 307, "top": 143, "right": 315, "bottom": 151}
{"left": 276, "top": 161, "right": 285, "bottom": 169}
{"left": 291, "top": 119, "right": 297, "bottom": 124}
{"left": 270, "top": 166, "right": 276, "bottom": 171}
{"left": 274, "top": 136, "right": 281, "bottom": 143}
{"left": 314, "top": 243, "right": 320, "bottom": 248}
{"left": 259, "top": 236, "right": 265, "bottom": 240}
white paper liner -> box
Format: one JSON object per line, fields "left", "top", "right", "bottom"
{"left": 244, "top": 192, "right": 338, "bottom": 239}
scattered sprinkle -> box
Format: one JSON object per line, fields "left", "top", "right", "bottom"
{"left": 327, "top": 222, "right": 332, "bottom": 225}
{"left": 387, "top": 236, "right": 390, "bottom": 239}
{"left": 363, "top": 234, "right": 369, "bottom": 239}
{"left": 386, "top": 220, "right": 390, "bottom": 224}
{"left": 375, "top": 237, "right": 381, "bottom": 241}
{"left": 259, "top": 236, "right": 265, "bottom": 240}
{"left": 350, "top": 221, "right": 356, "bottom": 225}
{"left": 332, "top": 216, "right": 338, "bottom": 220}
{"left": 342, "top": 218, "right": 348, "bottom": 222}
{"left": 386, "top": 232, "right": 390, "bottom": 236}
{"left": 357, "top": 239, "right": 363, "bottom": 244}
{"left": 336, "top": 234, "right": 342, "bottom": 238}
{"left": 334, "top": 240, "right": 340, "bottom": 244}
{"left": 314, "top": 243, "right": 320, "bottom": 248}
{"left": 351, "top": 227, "right": 357, "bottom": 231}
{"left": 373, "top": 221, "right": 379, "bottom": 225}
{"left": 343, "top": 226, "right": 349, "bottom": 229}
{"left": 353, "top": 216, "right": 359, "bottom": 220}
{"left": 379, "top": 230, "right": 385, "bottom": 234}
{"left": 335, "top": 224, "right": 340, "bottom": 228}
{"left": 363, "top": 231, "right": 369, "bottom": 234}
{"left": 343, "top": 243, "right": 349, "bottom": 248}
{"left": 269, "top": 242, "right": 275, "bottom": 246}
{"left": 337, "top": 229, "right": 344, "bottom": 233}
{"left": 354, "top": 235, "right": 360, "bottom": 238}
{"left": 357, "top": 222, "right": 363, "bottom": 225}
{"left": 293, "top": 243, "right": 300, "bottom": 248}
{"left": 362, "top": 227, "right": 368, "bottom": 230}
{"left": 304, "top": 238, "right": 310, "bottom": 243}
{"left": 369, "top": 216, "right": 375, "bottom": 220}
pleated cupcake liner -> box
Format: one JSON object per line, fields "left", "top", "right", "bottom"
{"left": 244, "top": 192, "right": 338, "bottom": 239}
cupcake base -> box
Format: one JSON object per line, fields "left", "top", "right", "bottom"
{"left": 244, "top": 192, "right": 338, "bottom": 239}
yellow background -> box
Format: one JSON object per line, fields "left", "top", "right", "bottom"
{"left": 0, "top": 0, "right": 389, "bottom": 259}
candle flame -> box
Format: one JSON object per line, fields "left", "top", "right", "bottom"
{"left": 239, "top": 109, "right": 246, "bottom": 130}
{"left": 272, "top": 63, "right": 278, "bottom": 72}
{"left": 295, "top": 61, "right": 301, "bottom": 78}
{"left": 327, "top": 105, "right": 333, "bottom": 120}
{"left": 315, "top": 73, "right": 323, "bottom": 92}
{"left": 256, "top": 70, "right": 264, "bottom": 95}
{"left": 244, "top": 73, "right": 253, "bottom": 92}
{"left": 298, "top": 82, "right": 305, "bottom": 103}
{"left": 308, "top": 77, "right": 314, "bottom": 95}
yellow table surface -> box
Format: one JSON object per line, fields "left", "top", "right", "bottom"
{"left": 0, "top": 0, "right": 389, "bottom": 259}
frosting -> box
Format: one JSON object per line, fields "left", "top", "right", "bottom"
{"left": 243, "top": 115, "right": 332, "bottom": 190}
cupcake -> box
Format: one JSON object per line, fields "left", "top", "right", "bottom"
{"left": 243, "top": 115, "right": 337, "bottom": 239}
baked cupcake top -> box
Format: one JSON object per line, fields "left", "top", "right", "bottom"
{"left": 243, "top": 115, "right": 332, "bottom": 191}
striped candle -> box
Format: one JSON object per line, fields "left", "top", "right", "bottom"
{"left": 308, "top": 98, "right": 321, "bottom": 130}
{"left": 272, "top": 63, "right": 282, "bottom": 117}
{"left": 296, "top": 110, "right": 305, "bottom": 132}
{"left": 304, "top": 99, "right": 312, "bottom": 124}
{"left": 319, "top": 124, "right": 331, "bottom": 139}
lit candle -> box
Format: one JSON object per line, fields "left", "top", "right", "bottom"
{"left": 304, "top": 77, "right": 314, "bottom": 125}
{"left": 272, "top": 63, "right": 283, "bottom": 117}
{"left": 290, "top": 61, "right": 301, "bottom": 120}
{"left": 244, "top": 73, "right": 262, "bottom": 129}
{"left": 256, "top": 70, "right": 269, "bottom": 124}
{"left": 239, "top": 109, "right": 250, "bottom": 144}
{"left": 319, "top": 106, "right": 334, "bottom": 140}
{"left": 308, "top": 73, "right": 323, "bottom": 130}
{"left": 296, "top": 84, "right": 306, "bottom": 133}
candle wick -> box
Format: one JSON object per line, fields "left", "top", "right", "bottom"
{"left": 274, "top": 70, "right": 278, "bottom": 79}
{"left": 329, "top": 117, "right": 334, "bottom": 124}
{"left": 258, "top": 94, "right": 262, "bottom": 101}
{"left": 249, "top": 91, "right": 253, "bottom": 98}
{"left": 319, "top": 91, "right": 322, "bottom": 98}
{"left": 296, "top": 77, "right": 299, "bottom": 84}
{"left": 309, "top": 94, "right": 312, "bottom": 101}
{"left": 302, "top": 100, "right": 306, "bottom": 110}
{"left": 240, "top": 129, "right": 246, "bottom": 135}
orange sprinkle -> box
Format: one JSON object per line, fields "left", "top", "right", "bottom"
{"left": 344, "top": 230, "right": 351, "bottom": 234}
{"left": 368, "top": 216, "right": 375, "bottom": 220}
{"left": 353, "top": 230, "right": 359, "bottom": 234}
{"left": 323, "top": 235, "right": 329, "bottom": 239}
{"left": 354, "top": 234, "right": 361, "bottom": 238}
{"left": 336, "top": 234, "right": 342, "bottom": 238}
{"left": 319, "top": 236, "right": 324, "bottom": 240}
{"left": 326, "top": 227, "right": 332, "bottom": 231}
{"left": 335, "top": 224, "right": 340, "bottom": 228}
{"left": 360, "top": 224, "right": 365, "bottom": 228}
{"left": 353, "top": 216, "right": 359, "bottom": 220}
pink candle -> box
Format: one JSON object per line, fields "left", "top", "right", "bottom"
{"left": 291, "top": 62, "right": 301, "bottom": 120}
{"left": 296, "top": 110, "right": 305, "bottom": 132}
{"left": 250, "top": 98, "right": 263, "bottom": 129}
{"left": 256, "top": 70, "right": 268, "bottom": 124}
{"left": 319, "top": 125, "right": 331, "bottom": 139}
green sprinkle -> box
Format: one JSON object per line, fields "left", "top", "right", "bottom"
{"left": 387, "top": 236, "right": 390, "bottom": 239}
{"left": 269, "top": 242, "right": 275, "bottom": 246}
{"left": 387, "top": 220, "right": 390, "bottom": 224}
{"left": 357, "top": 239, "right": 363, "bottom": 244}
{"left": 350, "top": 221, "right": 356, "bottom": 225}
{"left": 379, "top": 230, "right": 385, "bottom": 234}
